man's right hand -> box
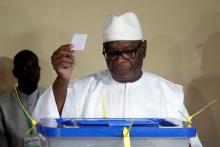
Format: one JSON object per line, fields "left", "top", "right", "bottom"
{"left": 51, "top": 44, "right": 75, "bottom": 81}
{"left": 51, "top": 44, "right": 75, "bottom": 115}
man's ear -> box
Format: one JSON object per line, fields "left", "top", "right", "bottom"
{"left": 142, "top": 40, "right": 147, "bottom": 58}
{"left": 13, "top": 68, "right": 18, "bottom": 78}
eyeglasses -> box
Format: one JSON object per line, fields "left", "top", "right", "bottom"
{"left": 103, "top": 42, "right": 142, "bottom": 60}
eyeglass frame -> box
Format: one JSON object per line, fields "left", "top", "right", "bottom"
{"left": 102, "top": 41, "right": 143, "bottom": 60}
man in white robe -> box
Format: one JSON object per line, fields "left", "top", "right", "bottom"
{"left": 33, "top": 12, "right": 202, "bottom": 147}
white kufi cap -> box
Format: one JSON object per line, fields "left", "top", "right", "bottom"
{"left": 103, "top": 12, "right": 143, "bottom": 43}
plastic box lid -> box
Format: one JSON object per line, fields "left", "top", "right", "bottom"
{"left": 37, "top": 118, "right": 196, "bottom": 138}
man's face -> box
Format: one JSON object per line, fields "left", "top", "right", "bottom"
{"left": 103, "top": 40, "right": 146, "bottom": 83}
{"left": 14, "top": 55, "right": 40, "bottom": 88}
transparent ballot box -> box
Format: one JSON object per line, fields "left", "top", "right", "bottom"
{"left": 37, "top": 118, "right": 196, "bottom": 147}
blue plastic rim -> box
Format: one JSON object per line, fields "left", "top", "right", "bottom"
{"left": 37, "top": 118, "right": 196, "bottom": 138}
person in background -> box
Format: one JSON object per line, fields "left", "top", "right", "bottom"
{"left": 33, "top": 12, "right": 202, "bottom": 147}
{"left": 0, "top": 50, "right": 44, "bottom": 147}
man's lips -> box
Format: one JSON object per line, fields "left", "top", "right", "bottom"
{"left": 112, "top": 66, "right": 129, "bottom": 72}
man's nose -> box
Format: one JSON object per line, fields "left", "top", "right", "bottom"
{"left": 115, "top": 53, "right": 126, "bottom": 62}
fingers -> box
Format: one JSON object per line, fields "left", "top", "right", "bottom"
{"left": 52, "top": 44, "right": 74, "bottom": 58}
{"left": 53, "top": 56, "right": 75, "bottom": 68}
{"left": 51, "top": 44, "right": 76, "bottom": 70}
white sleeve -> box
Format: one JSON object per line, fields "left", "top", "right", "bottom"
{"left": 170, "top": 85, "right": 203, "bottom": 147}
{"left": 178, "top": 96, "right": 203, "bottom": 147}
{"left": 32, "top": 86, "right": 60, "bottom": 121}
{"left": 180, "top": 105, "right": 203, "bottom": 147}
{"left": 190, "top": 135, "right": 203, "bottom": 147}
{"left": 61, "top": 84, "right": 78, "bottom": 118}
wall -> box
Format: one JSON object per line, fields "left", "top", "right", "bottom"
{"left": 0, "top": 0, "right": 219, "bottom": 146}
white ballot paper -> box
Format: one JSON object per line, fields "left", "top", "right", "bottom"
{"left": 71, "top": 34, "right": 87, "bottom": 50}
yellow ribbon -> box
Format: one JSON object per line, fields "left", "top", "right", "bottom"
{"left": 123, "top": 127, "right": 131, "bottom": 147}
{"left": 123, "top": 118, "right": 134, "bottom": 147}
{"left": 14, "top": 87, "right": 39, "bottom": 135}
{"left": 101, "top": 89, "right": 107, "bottom": 119}
{"left": 179, "top": 99, "right": 217, "bottom": 127}
{"left": 101, "top": 88, "right": 134, "bottom": 147}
